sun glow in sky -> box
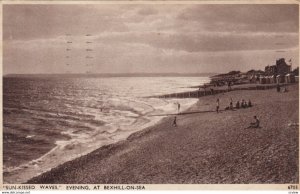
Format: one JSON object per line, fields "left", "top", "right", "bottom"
{"left": 3, "top": 4, "right": 299, "bottom": 74}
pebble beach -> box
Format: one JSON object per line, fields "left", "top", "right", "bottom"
{"left": 28, "top": 84, "right": 299, "bottom": 184}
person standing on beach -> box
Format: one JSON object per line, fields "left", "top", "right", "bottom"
{"left": 216, "top": 98, "right": 220, "bottom": 113}
{"left": 236, "top": 100, "right": 240, "bottom": 109}
{"left": 173, "top": 116, "right": 177, "bottom": 127}
{"left": 277, "top": 84, "right": 280, "bottom": 92}
{"left": 248, "top": 100, "right": 252, "bottom": 107}
{"left": 177, "top": 102, "right": 181, "bottom": 113}
{"left": 229, "top": 98, "right": 233, "bottom": 110}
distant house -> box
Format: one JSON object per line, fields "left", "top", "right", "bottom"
{"left": 265, "top": 76, "right": 271, "bottom": 84}
{"left": 265, "top": 65, "right": 277, "bottom": 75}
{"left": 276, "top": 75, "right": 285, "bottom": 84}
{"left": 259, "top": 76, "right": 267, "bottom": 84}
{"left": 270, "top": 75, "right": 276, "bottom": 84}
{"left": 285, "top": 74, "right": 295, "bottom": 83}
{"left": 265, "top": 58, "right": 291, "bottom": 75}
{"left": 247, "top": 69, "right": 264, "bottom": 84}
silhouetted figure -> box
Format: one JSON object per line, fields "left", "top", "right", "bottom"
{"left": 229, "top": 98, "right": 233, "bottom": 110}
{"left": 247, "top": 116, "right": 260, "bottom": 128}
{"left": 277, "top": 84, "right": 280, "bottom": 92}
{"left": 282, "top": 87, "right": 288, "bottom": 93}
{"left": 173, "top": 116, "right": 177, "bottom": 127}
{"left": 177, "top": 103, "right": 181, "bottom": 113}
{"left": 241, "top": 99, "right": 248, "bottom": 108}
{"left": 216, "top": 98, "right": 220, "bottom": 113}
{"left": 248, "top": 100, "right": 252, "bottom": 107}
{"left": 236, "top": 101, "right": 240, "bottom": 109}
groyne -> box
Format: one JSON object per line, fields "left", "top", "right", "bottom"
{"left": 148, "top": 83, "right": 296, "bottom": 99}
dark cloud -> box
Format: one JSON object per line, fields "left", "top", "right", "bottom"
{"left": 3, "top": 5, "right": 129, "bottom": 40}
{"left": 178, "top": 4, "right": 299, "bottom": 32}
{"left": 96, "top": 31, "right": 298, "bottom": 52}
{"left": 3, "top": 4, "right": 299, "bottom": 74}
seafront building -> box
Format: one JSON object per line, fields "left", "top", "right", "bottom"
{"left": 210, "top": 58, "right": 298, "bottom": 86}
{"left": 259, "top": 58, "right": 297, "bottom": 84}
{"left": 265, "top": 58, "right": 292, "bottom": 76}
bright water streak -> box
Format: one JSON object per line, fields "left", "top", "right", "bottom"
{"left": 3, "top": 76, "right": 210, "bottom": 183}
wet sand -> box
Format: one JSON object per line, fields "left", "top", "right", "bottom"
{"left": 28, "top": 85, "right": 299, "bottom": 184}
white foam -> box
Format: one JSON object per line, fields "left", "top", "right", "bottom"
{"left": 4, "top": 77, "right": 209, "bottom": 184}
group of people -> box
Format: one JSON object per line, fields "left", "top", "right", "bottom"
{"left": 235, "top": 99, "right": 252, "bottom": 109}
{"left": 218, "top": 98, "right": 252, "bottom": 112}
{"left": 172, "top": 98, "right": 258, "bottom": 128}
{"left": 216, "top": 98, "right": 260, "bottom": 128}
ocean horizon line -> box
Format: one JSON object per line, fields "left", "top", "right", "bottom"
{"left": 3, "top": 72, "right": 217, "bottom": 78}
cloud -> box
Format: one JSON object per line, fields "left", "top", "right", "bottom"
{"left": 92, "top": 31, "right": 298, "bottom": 52}
{"left": 177, "top": 4, "right": 299, "bottom": 33}
{"left": 3, "top": 4, "right": 299, "bottom": 74}
{"left": 3, "top": 4, "right": 130, "bottom": 40}
{"left": 137, "top": 7, "right": 158, "bottom": 16}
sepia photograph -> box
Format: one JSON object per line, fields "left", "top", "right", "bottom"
{"left": 2, "top": 1, "right": 299, "bottom": 189}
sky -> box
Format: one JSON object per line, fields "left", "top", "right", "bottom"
{"left": 3, "top": 4, "right": 299, "bottom": 74}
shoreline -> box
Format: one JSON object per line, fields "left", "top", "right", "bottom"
{"left": 3, "top": 108, "right": 167, "bottom": 184}
{"left": 3, "top": 96, "right": 199, "bottom": 184}
{"left": 26, "top": 113, "right": 178, "bottom": 184}
{"left": 27, "top": 84, "right": 298, "bottom": 184}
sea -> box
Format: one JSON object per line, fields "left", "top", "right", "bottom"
{"left": 3, "top": 76, "right": 210, "bottom": 183}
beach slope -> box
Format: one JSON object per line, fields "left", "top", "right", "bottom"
{"left": 28, "top": 85, "right": 299, "bottom": 184}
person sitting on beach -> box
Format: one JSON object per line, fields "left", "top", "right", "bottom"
{"left": 225, "top": 101, "right": 233, "bottom": 111}
{"left": 173, "top": 116, "right": 177, "bottom": 127}
{"left": 248, "top": 100, "right": 252, "bottom": 107}
{"left": 282, "top": 87, "right": 288, "bottom": 93}
{"left": 241, "top": 99, "right": 246, "bottom": 108}
{"left": 236, "top": 101, "right": 240, "bottom": 109}
{"left": 244, "top": 100, "right": 248, "bottom": 108}
{"left": 247, "top": 116, "right": 260, "bottom": 128}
